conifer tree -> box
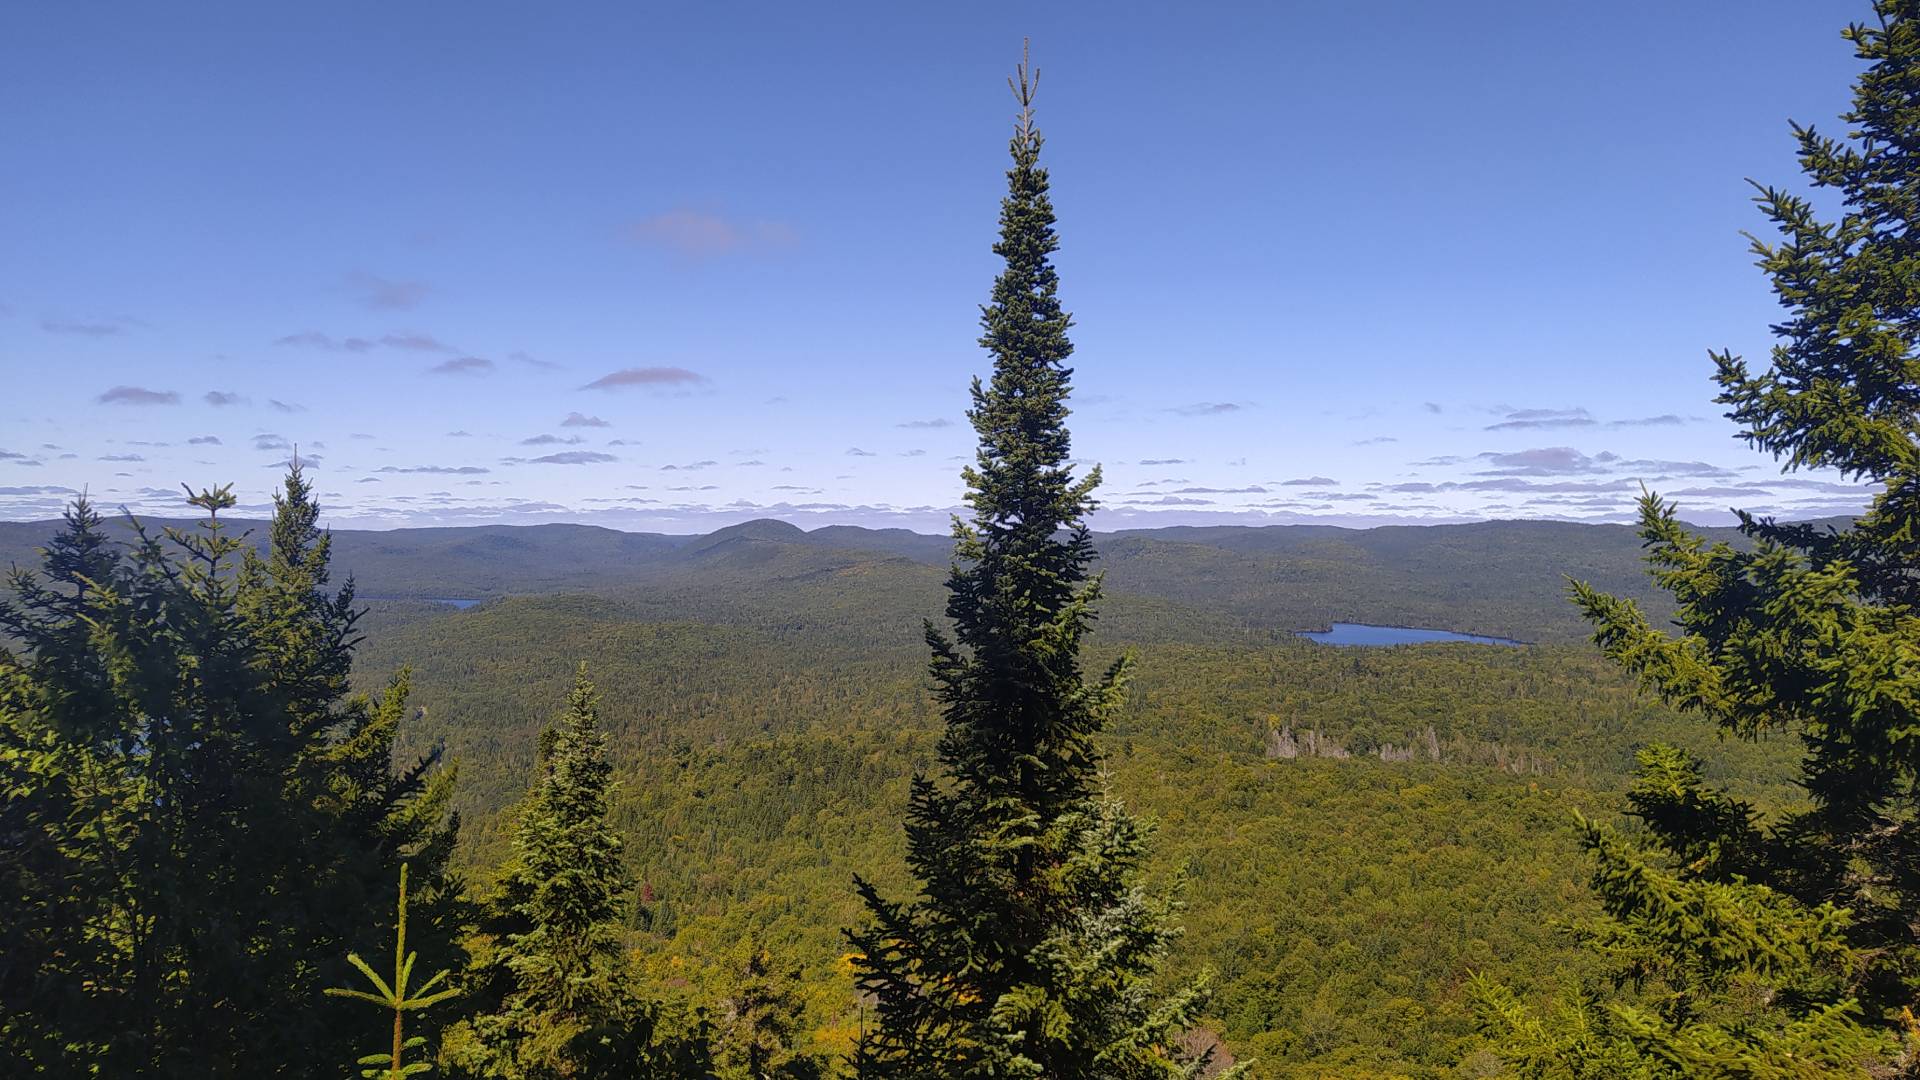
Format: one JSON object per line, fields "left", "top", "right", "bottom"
{"left": 0, "top": 474, "right": 462, "bottom": 1077}
{"left": 847, "top": 47, "right": 1234, "bottom": 1080}
{"left": 712, "top": 940, "right": 824, "bottom": 1080}
{"left": 0, "top": 496, "right": 126, "bottom": 1070}
{"left": 0, "top": 484, "right": 303, "bottom": 1072}
{"left": 451, "top": 665, "right": 708, "bottom": 1079}
{"left": 1477, "top": 3, "right": 1920, "bottom": 1074}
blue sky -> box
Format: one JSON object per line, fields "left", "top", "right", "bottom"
{"left": 0, "top": 1, "right": 1883, "bottom": 531}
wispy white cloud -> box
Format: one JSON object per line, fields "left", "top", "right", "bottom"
{"left": 626, "top": 208, "right": 797, "bottom": 258}
{"left": 97, "top": 386, "right": 179, "bottom": 406}
{"left": 582, "top": 366, "right": 707, "bottom": 391}
{"left": 344, "top": 271, "right": 429, "bottom": 311}
{"left": 427, "top": 356, "right": 493, "bottom": 375}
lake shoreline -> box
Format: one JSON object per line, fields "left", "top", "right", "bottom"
{"left": 1295, "top": 622, "right": 1530, "bottom": 647}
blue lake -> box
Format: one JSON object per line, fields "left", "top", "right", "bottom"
{"left": 362, "top": 596, "right": 484, "bottom": 609}
{"left": 1297, "top": 622, "right": 1525, "bottom": 647}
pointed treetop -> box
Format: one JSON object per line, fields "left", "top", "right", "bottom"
{"left": 1010, "top": 38, "right": 1038, "bottom": 147}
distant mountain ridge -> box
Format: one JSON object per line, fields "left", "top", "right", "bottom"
{"left": 0, "top": 513, "right": 1820, "bottom": 643}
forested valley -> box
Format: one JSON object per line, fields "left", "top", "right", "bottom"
{"left": 6, "top": 4, "right": 1920, "bottom": 1078}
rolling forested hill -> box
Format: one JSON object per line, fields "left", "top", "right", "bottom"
{"left": 1, "top": 513, "right": 1807, "bottom": 643}
{"left": 0, "top": 511, "right": 1814, "bottom": 1076}
{"left": 339, "top": 567, "right": 1801, "bottom": 1076}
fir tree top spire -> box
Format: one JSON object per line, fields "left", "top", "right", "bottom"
{"left": 941, "top": 34, "right": 1111, "bottom": 823}
{"left": 964, "top": 36, "right": 1095, "bottom": 542}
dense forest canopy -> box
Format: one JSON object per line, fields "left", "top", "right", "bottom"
{"left": 6, "top": 2, "right": 1920, "bottom": 1078}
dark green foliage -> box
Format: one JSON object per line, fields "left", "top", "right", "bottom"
{"left": 712, "top": 940, "right": 827, "bottom": 1080}
{"left": 15, "top": 17, "right": 1918, "bottom": 1078}
{"left": 1475, "top": 787, "right": 1881, "bottom": 1078}
{"left": 846, "top": 51, "right": 1231, "bottom": 1080}
{"left": 503, "top": 668, "right": 628, "bottom": 1013}
{"left": 1477, "top": 4, "right": 1920, "bottom": 1074}
{"left": 0, "top": 496, "right": 124, "bottom": 1070}
{"left": 0, "top": 492, "right": 1788, "bottom": 1078}
{"left": 339, "top": 509, "right": 1822, "bottom": 1076}
{"left": 0, "top": 471, "right": 461, "bottom": 1076}
{"left": 328, "top": 863, "right": 462, "bottom": 1079}
{"left": 449, "top": 664, "right": 711, "bottom": 1078}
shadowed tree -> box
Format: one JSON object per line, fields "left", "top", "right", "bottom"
{"left": 0, "top": 471, "right": 462, "bottom": 1077}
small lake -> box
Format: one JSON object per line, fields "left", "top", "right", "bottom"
{"left": 1297, "top": 622, "right": 1525, "bottom": 647}
{"left": 362, "top": 596, "right": 485, "bottom": 609}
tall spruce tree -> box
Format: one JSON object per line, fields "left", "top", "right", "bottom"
{"left": 1476, "top": 3, "right": 1920, "bottom": 1075}
{"left": 450, "top": 665, "right": 709, "bottom": 1079}
{"left": 846, "top": 48, "right": 1233, "bottom": 1080}
{"left": 0, "top": 472, "right": 462, "bottom": 1077}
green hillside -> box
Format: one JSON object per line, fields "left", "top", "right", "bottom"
{"left": 1, "top": 513, "right": 1793, "bottom": 644}
{"left": 336, "top": 560, "right": 1804, "bottom": 1077}
{"left": 0, "top": 507, "right": 1823, "bottom": 1074}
